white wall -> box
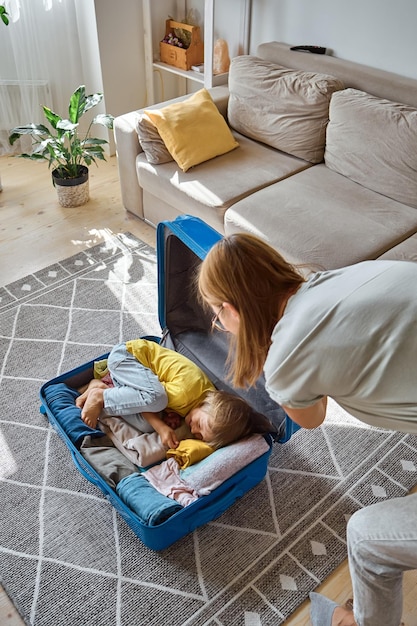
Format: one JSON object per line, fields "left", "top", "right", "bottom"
{"left": 3, "top": 0, "right": 414, "bottom": 150}
{"left": 120, "top": 0, "right": 417, "bottom": 111}
{"left": 250, "top": 0, "right": 417, "bottom": 79}
{"left": 94, "top": 0, "right": 146, "bottom": 117}
{"left": 91, "top": 0, "right": 417, "bottom": 127}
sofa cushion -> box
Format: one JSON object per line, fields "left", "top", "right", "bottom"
{"left": 377, "top": 233, "right": 417, "bottom": 262}
{"left": 227, "top": 55, "right": 344, "bottom": 164}
{"left": 136, "top": 130, "right": 311, "bottom": 224}
{"left": 136, "top": 113, "right": 173, "bottom": 165}
{"left": 325, "top": 88, "right": 417, "bottom": 209}
{"left": 224, "top": 164, "right": 417, "bottom": 270}
{"left": 145, "top": 88, "right": 239, "bottom": 172}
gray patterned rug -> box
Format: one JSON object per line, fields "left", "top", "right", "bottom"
{"left": 1, "top": 232, "right": 417, "bottom": 626}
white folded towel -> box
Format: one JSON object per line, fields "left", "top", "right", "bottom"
{"left": 180, "top": 434, "right": 270, "bottom": 494}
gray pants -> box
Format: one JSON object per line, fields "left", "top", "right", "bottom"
{"left": 102, "top": 343, "right": 168, "bottom": 430}
{"left": 348, "top": 492, "right": 417, "bottom": 626}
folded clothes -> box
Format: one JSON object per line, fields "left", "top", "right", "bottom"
{"left": 99, "top": 415, "right": 192, "bottom": 468}
{"left": 180, "top": 434, "right": 270, "bottom": 494}
{"left": 42, "top": 383, "right": 104, "bottom": 447}
{"left": 143, "top": 457, "right": 199, "bottom": 506}
{"left": 166, "top": 439, "right": 214, "bottom": 469}
{"left": 80, "top": 434, "right": 138, "bottom": 489}
{"left": 116, "top": 472, "right": 182, "bottom": 526}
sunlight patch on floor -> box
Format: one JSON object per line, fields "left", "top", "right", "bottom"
{"left": 0, "top": 427, "right": 18, "bottom": 478}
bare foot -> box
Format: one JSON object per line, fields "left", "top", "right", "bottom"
{"left": 80, "top": 387, "right": 105, "bottom": 429}
{"left": 76, "top": 379, "right": 108, "bottom": 409}
{"left": 332, "top": 605, "right": 358, "bottom": 626}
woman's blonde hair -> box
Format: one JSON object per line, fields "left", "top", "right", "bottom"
{"left": 198, "top": 233, "right": 305, "bottom": 388}
{"left": 198, "top": 389, "right": 272, "bottom": 449}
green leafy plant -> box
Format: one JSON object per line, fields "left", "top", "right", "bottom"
{"left": 9, "top": 85, "right": 114, "bottom": 179}
{"left": 0, "top": 5, "right": 9, "bottom": 25}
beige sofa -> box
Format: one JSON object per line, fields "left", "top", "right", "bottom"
{"left": 114, "top": 42, "right": 417, "bottom": 269}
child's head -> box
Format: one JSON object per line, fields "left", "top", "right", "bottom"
{"left": 185, "top": 389, "right": 272, "bottom": 449}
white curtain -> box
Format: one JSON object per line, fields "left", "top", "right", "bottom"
{"left": 0, "top": 0, "right": 98, "bottom": 155}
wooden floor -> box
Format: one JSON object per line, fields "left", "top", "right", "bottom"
{"left": 1, "top": 155, "right": 416, "bottom": 625}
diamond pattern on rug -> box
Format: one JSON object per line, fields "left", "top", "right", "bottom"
{"left": 1, "top": 232, "right": 416, "bottom": 626}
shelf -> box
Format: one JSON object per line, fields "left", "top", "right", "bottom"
{"left": 143, "top": 0, "right": 250, "bottom": 104}
{"left": 152, "top": 61, "right": 228, "bottom": 87}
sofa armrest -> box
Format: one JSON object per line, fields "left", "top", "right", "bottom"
{"left": 114, "top": 110, "right": 144, "bottom": 218}
{"left": 113, "top": 86, "right": 230, "bottom": 220}
{"left": 206, "top": 85, "right": 230, "bottom": 119}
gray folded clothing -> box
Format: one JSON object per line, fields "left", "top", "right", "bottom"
{"left": 80, "top": 434, "right": 138, "bottom": 489}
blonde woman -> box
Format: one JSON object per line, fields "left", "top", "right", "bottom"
{"left": 198, "top": 232, "right": 417, "bottom": 626}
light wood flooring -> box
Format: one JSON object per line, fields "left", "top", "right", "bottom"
{"left": 1, "top": 155, "right": 416, "bottom": 626}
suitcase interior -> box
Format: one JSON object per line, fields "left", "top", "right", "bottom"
{"left": 40, "top": 354, "right": 272, "bottom": 551}
{"left": 39, "top": 215, "right": 298, "bottom": 550}
{"left": 40, "top": 356, "right": 273, "bottom": 551}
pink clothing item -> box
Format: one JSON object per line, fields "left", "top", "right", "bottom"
{"left": 143, "top": 458, "right": 199, "bottom": 506}
{"left": 101, "top": 372, "right": 114, "bottom": 387}
{"left": 162, "top": 409, "right": 182, "bottom": 429}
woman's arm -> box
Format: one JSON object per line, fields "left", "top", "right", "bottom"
{"left": 282, "top": 396, "right": 328, "bottom": 429}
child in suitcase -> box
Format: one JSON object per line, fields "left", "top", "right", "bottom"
{"left": 77, "top": 338, "right": 272, "bottom": 450}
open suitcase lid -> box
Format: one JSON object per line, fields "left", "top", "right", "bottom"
{"left": 156, "top": 214, "right": 222, "bottom": 330}
{"left": 156, "top": 215, "right": 299, "bottom": 442}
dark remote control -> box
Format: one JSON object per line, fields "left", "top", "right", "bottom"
{"left": 290, "top": 45, "right": 327, "bottom": 54}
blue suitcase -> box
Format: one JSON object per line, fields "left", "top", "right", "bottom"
{"left": 39, "top": 215, "right": 300, "bottom": 550}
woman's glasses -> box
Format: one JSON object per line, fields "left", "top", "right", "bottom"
{"left": 211, "top": 305, "right": 227, "bottom": 332}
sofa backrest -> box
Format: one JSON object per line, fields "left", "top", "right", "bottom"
{"left": 227, "top": 55, "right": 344, "bottom": 164}
{"left": 257, "top": 42, "right": 417, "bottom": 108}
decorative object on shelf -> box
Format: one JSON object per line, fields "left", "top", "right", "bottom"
{"left": 160, "top": 19, "right": 204, "bottom": 71}
{"left": 9, "top": 85, "right": 114, "bottom": 207}
{"left": 213, "top": 38, "right": 230, "bottom": 75}
{"left": 161, "top": 31, "right": 187, "bottom": 49}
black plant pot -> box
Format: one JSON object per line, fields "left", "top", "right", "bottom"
{"left": 52, "top": 165, "right": 89, "bottom": 207}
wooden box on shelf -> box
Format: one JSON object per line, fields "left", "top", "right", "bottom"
{"left": 159, "top": 19, "right": 204, "bottom": 71}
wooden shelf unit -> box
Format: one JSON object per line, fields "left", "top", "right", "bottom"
{"left": 142, "top": 0, "right": 251, "bottom": 104}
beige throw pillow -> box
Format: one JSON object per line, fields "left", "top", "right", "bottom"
{"left": 136, "top": 113, "right": 173, "bottom": 165}
{"left": 325, "top": 89, "right": 417, "bottom": 209}
{"left": 227, "top": 55, "right": 344, "bottom": 163}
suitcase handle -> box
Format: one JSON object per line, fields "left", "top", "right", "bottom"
{"left": 277, "top": 414, "right": 301, "bottom": 443}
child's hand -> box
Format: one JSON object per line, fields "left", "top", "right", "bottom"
{"left": 158, "top": 424, "right": 179, "bottom": 449}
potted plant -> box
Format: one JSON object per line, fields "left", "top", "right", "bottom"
{"left": 0, "top": 5, "right": 9, "bottom": 25}
{"left": 9, "top": 85, "right": 114, "bottom": 207}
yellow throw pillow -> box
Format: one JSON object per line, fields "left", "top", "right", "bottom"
{"left": 145, "top": 88, "right": 239, "bottom": 172}
{"left": 126, "top": 338, "right": 215, "bottom": 416}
